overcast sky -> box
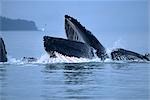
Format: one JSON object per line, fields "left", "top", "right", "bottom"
{"left": 0, "top": 0, "right": 149, "bottom": 52}
{"left": 1, "top": 0, "right": 149, "bottom": 33}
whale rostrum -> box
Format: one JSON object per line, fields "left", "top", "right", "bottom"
{"left": 43, "top": 15, "right": 149, "bottom": 61}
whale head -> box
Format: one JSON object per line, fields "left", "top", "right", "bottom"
{"left": 65, "top": 15, "right": 108, "bottom": 60}
{"left": 43, "top": 36, "right": 94, "bottom": 58}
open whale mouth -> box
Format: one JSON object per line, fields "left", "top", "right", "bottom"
{"left": 43, "top": 15, "right": 108, "bottom": 60}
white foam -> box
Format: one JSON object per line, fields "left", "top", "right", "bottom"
{"left": 37, "top": 52, "right": 97, "bottom": 64}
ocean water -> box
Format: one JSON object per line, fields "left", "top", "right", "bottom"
{"left": 0, "top": 31, "right": 150, "bottom": 100}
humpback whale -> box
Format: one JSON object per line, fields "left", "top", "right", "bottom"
{"left": 43, "top": 15, "right": 149, "bottom": 61}
{"left": 65, "top": 15, "right": 108, "bottom": 60}
{"left": 111, "top": 48, "right": 149, "bottom": 61}
{"left": 0, "top": 36, "right": 7, "bottom": 62}
{"left": 44, "top": 36, "right": 94, "bottom": 58}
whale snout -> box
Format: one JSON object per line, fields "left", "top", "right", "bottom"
{"left": 43, "top": 36, "right": 56, "bottom": 52}
{"left": 43, "top": 36, "right": 55, "bottom": 44}
{"left": 43, "top": 36, "right": 48, "bottom": 41}
{"left": 43, "top": 36, "right": 51, "bottom": 42}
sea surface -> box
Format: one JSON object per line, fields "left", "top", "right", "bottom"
{"left": 0, "top": 31, "right": 150, "bottom": 100}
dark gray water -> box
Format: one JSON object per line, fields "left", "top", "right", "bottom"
{"left": 0, "top": 62, "right": 150, "bottom": 100}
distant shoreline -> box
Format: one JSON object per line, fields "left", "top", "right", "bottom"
{"left": 0, "top": 30, "right": 40, "bottom": 32}
{"left": 0, "top": 16, "right": 39, "bottom": 31}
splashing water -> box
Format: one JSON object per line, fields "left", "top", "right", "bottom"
{"left": 107, "top": 38, "right": 125, "bottom": 52}
{"left": 1, "top": 52, "right": 149, "bottom": 65}
{"left": 37, "top": 52, "right": 103, "bottom": 64}
{"left": 0, "top": 52, "right": 107, "bottom": 65}
{"left": 106, "top": 38, "right": 125, "bottom": 57}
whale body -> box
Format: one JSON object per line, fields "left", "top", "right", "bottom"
{"left": 0, "top": 37, "right": 7, "bottom": 62}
